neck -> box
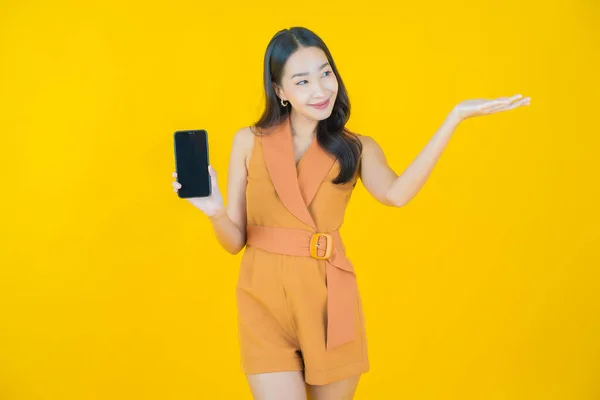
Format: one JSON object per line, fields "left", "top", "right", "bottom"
{"left": 289, "top": 109, "right": 318, "bottom": 139}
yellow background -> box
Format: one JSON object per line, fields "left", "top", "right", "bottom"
{"left": 1, "top": 0, "right": 599, "bottom": 398}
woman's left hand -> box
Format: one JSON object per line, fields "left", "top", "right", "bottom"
{"left": 451, "top": 94, "right": 531, "bottom": 121}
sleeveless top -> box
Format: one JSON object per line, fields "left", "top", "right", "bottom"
{"left": 246, "top": 115, "right": 360, "bottom": 233}
{"left": 242, "top": 112, "right": 362, "bottom": 350}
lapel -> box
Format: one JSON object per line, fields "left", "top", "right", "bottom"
{"left": 262, "top": 113, "right": 337, "bottom": 229}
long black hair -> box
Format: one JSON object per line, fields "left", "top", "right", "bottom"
{"left": 253, "top": 27, "right": 362, "bottom": 185}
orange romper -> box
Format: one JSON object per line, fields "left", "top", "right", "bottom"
{"left": 236, "top": 113, "right": 370, "bottom": 385}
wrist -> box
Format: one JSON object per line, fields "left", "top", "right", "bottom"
{"left": 208, "top": 206, "right": 227, "bottom": 221}
{"left": 449, "top": 108, "right": 464, "bottom": 123}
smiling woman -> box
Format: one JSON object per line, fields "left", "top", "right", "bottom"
{"left": 235, "top": 27, "right": 371, "bottom": 400}
{"left": 171, "top": 25, "right": 530, "bottom": 400}
{"left": 254, "top": 29, "right": 363, "bottom": 186}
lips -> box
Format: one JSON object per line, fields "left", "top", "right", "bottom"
{"left": 308, "top": 98, "right": 330, "bottom": 109}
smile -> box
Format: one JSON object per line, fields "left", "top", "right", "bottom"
{"left": 308, "top": 98, "right": 330, "bottom": 109}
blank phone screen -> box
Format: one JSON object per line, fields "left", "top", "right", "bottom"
{"left": 174, "top": 130, "right": 211, "bottom": 198}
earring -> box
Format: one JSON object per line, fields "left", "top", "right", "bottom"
{"left": 280, "top": 99, "right": 289, "bottom": 107}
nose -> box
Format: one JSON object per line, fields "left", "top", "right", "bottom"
{"left": 313, "top": 80, "right": 326, "bottom": 98}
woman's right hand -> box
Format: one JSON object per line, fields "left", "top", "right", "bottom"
{"left": 172, "top": 165, "right": 225, "bottom": 218}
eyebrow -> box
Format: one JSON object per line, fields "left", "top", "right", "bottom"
{"left": 290, "top": 62, "right": 330, "bottom": 79}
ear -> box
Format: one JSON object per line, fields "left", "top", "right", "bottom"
{"left": 272, "top": 82, "right": 285, "bottom": 101}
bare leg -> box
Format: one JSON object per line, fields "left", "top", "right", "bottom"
{"left": 307, "top": 375, "right": 361, "bottom": 400}
{"left": 245, "top": 371, "right": 307, "bottom": 400}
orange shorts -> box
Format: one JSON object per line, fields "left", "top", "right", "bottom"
{"left": 235, "top": 245, "right": 370, "bottom": 386}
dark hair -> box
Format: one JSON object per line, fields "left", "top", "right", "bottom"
{"left": 253, "top": 27, "right": 362, "bottom": 185}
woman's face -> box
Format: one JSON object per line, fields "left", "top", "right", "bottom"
{"left": 274, "top": 46, "right": 338, "bottom": 121}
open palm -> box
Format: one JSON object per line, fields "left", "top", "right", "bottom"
{"left": 453, "top": 94, "right": 530, "bottom": 121}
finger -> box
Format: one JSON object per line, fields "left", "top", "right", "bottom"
{"left": 490, "top": 94, "right": 522, "bottom": 107}
{"left": 172, "top": 182, "right": 181, "bottom": 189}
{"left": 510, "top": 98, "right": 531, "bottom": 108}
{"left": 484, "top": 104, "right": 509, "bottom": 113}
{"left": 209, "top": 165, "right": 217, "bottom": 179}
{"left": 486, "top": 98, "right": 529, "bottom": 113}
{"left": 499, "top": 95, "right": 519, "bottom": 104}
{"left": 172, "top": 171, "right": 177, "bottom": 178}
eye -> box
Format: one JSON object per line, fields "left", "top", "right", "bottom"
{"left": 296, "top": 71, "right": 334, "bottom": 86}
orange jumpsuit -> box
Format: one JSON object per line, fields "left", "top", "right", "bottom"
{"left": 236, "top": 113, "right": 370, "bottom": 385}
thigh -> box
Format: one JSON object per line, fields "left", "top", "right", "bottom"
{"left": 307, "top": 375, "right": 361, "bottom": 400}
{"left": 285, "top": 259, "right": 369, "bottom": 385}
{"left": 246, "top": 371, "right": 307, "bottom": 400}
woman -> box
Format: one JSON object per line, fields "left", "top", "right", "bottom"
{"left": 172, "top": 27, "right": 530, "bottom": 400}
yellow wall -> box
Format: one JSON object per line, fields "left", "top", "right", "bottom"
{"left": 1, "top": 0, "right": 598, "bottom": 398}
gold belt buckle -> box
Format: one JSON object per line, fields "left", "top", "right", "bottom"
{"left": 310, "top": 233, "right": 333, "bottom": 260}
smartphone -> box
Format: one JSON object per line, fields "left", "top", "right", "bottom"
{"left": 174, "top": 129, "right": 211, "bottom": 198}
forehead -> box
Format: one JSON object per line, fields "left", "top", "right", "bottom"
{"left": 283, "top": 46, "right": 329, "bottom": 78}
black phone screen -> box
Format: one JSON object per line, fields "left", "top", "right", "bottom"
{"left": 174, "top": 130, "right": 211, "bottom": 198}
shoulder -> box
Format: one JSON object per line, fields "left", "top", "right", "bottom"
{"left": 230, "top": 126, "right": 256, "bottom": 153}
{"left": 355, "top": 133, "right": 373, "bottom": 145}
{"left": 231, "top": 126, "right": 259, "bottom": 170}
{"left": 233, "top": 126, "right": 256, "bottom": 145}
{"left": 354, "top": 133, "right": 378, "bottom": 155}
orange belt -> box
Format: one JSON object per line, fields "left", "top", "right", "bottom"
{"left": 245, "top": 225, "right": 357, "bottom": 351}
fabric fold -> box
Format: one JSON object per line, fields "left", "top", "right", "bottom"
{"left": 245, "top": 225, "right": 357, "bottom": 351}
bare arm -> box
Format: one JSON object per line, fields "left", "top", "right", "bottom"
{"left": 359, "top": 110, "right": 462, "bottom": 207}
{"left": 207, "top": 127, "right": 253, "bottom": 254}
{"left": 359, "top": 95, "right": 530, "bottom": 207}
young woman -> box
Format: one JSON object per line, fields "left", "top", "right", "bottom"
{"left": 172, "top": 27, "right": 530, "bottom": 400}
